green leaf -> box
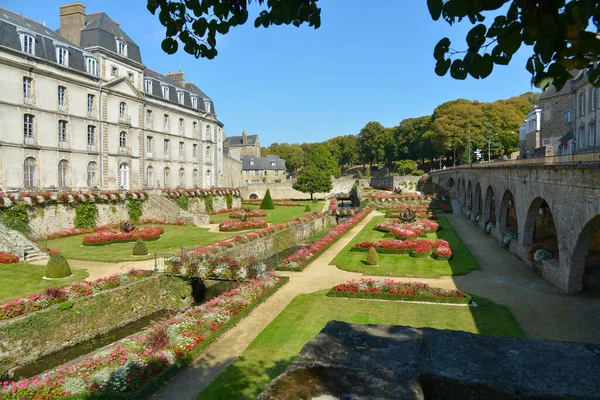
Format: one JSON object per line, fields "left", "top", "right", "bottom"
{"left": 434, "top": 37, "right": 451, "bottom": 60}
{"left": 478, "top": 53, "right": 493, "bottom": 78}
{"left": 466, "top": 24, "right": 487, "bottom": 50}
{"left": 161, "top": 38, "right": 178, "bottom": 54}
{"left": 427, "top": 0, "right": 443, "bottom": 21}
{"left": 450, "top": 59, "right": 467, "bottom": 80}
{"left": 435, "top": 58, "right": 451, "bottom": 76}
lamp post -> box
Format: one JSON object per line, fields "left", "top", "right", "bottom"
{"left": 468, "top": 130, "right": 471, "bottom": 166}
{"left": 487, "top": 132, "right": 499, "bottom": 162}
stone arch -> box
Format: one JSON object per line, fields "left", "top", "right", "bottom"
{"left": 466, "top": 180, "right": 473, "bottom": 210}
{"left": 249, "top": 193, "right": 259, "bottom": 200}
{"left": 498, "top": 189, "right": 518, "bottom": 235}
{"left": 473, "top": 182, "right": 483, "bottom": 219}
{"left": 447, "top": 177, "right": 455, "bottom": 188}
{"left": 459, "top": 178, "right": 466, "bottom": 207}
{"left": 570, "top": 215, "right": 600, "bottom": 292}
{"left": 523, "top": 197, "right": 560, "bottom": 261}
{"left": 483, "top": 185, "right": 496, "bottom": 224}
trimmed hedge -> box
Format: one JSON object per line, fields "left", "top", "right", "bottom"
{"left": 82, "top": 233, "right": 163, "bottom": 247}
{"left": 45, "top": 253, "right": 72, "bottom": 278}
{"left": 132, "top": 239, "right": 149, "bottom": 256}
{"left": 59, "top": 276, "right": 289, "bottom": 400}
{"left": 260, "top": 189, "right": 275, "bottom": 210}
{"left": 350, "top": 248, "right": 411, "bottom": 254}
{"left": 326, "top": 289, "right": 472, "bottom": 304}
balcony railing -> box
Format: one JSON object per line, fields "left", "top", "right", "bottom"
{"left": 119, "top": 115, "right": 132, "bottom": 125}
{"left": 119, "top": 147, "right": 131, "bottom": 155}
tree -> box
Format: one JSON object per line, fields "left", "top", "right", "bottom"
{"left": 394, "top": 160, "right": 416, "bottom": 176}
{"left": 357, "top": 122, "right": 385, "bottom": 169}
{"left": 429, "top": 0, "right": 600, "bottom": 90}
{"left": 260, "top": 188, "right": 274, "bottom": 209}
{"left": 292, "top": 167, "right": 331, "bottom": 200}
{"left": 304, "top": 145, "right": 340, "bottom": 178}
{"left": 326, "top": 135, "right": 359, "bottom": 172}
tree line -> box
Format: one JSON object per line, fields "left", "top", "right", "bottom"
{"left": 262, "top": 92, "right": 539, "bottom": 175}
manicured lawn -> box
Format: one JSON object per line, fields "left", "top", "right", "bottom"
{"left": 330, "top": 215, "right": 479, "bottom": 277}
{"left": 198, "top": 290, "right": 524, "bottom": 399}
{"left": 0, "top": 263, "right": 89, "bottom": 303}
{"left": 209, "top": 203, "right": 322, "bottom": 225}
{"left": 44, "top": 225, "right": 238, "bottom": 263}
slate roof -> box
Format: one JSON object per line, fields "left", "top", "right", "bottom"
{"left": 225, "top": 135, "right": 259, "bottom": 147}
{"left": 80, "top": 12, "right": 142, "bottom": 64}
{"left": 242, "top": 155, "right": 286, "bottom": 171}
{"left": 144, "top": 69, "right": 213, "bottom": 112}
{"left": 0, "top": 7, "right": 92, "bottom": 76}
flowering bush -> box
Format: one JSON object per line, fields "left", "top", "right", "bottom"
{"left": 0, "top": 275, "right": 283, "bottom": 399}
{"left": 218, "top": 218, "right": 268, "bottom": 232}
{"left": 278, "top": 207, "right": 372, "bottom": 271}
{"left": 242, "top": 200, "right": 301, "bottom": 206}
{"left": 329, "top": 278, "right": 470, "bottom": 304}
{"left": 229, "top": 209, "right": 266, "bottom": 219}
{"left": 503, "top": 231, "right": 518, "bottom": 245}
{"left": 211, "top": 208, "right": 238, "bottom": 215}
{"left": 533, "top": 249, "right": 553, "bottom": 262}
{"left": 329, "top": 198, "right": 338, "bottom": 212}
{"left": 0, "top": 251, "right": 20, "bottom": 264}
{"left": 162, "top": 188, "right": 240, "bottom": 198}
{"left": 432, "top": 245, "right": 453, "bottom": 261}
{"left": 82, "top": 226, "right": 164, "bottom": 246}
{"left": 1, "top": 190, "right": 149, "bottom": 209}
{"left": 485, "top": 221, "right": 496, "bottom": 233}
{"left": 440, "top": 203, "right": 453, "bottom": 213}
{"left": 0, "top": 269, "right": 153, "bottom": 320}
{"left": 352, "top": 238, "right": 449, "bottom": 260}
{"left": 165, "top": 254, "right": 267, "bottom": 281}
{"left": 475, "top": 213, "right": 482, "bottom": 222}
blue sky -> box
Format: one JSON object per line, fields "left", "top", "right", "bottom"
{"left": 4, "top": 0, "right": 537, "bottom": 146}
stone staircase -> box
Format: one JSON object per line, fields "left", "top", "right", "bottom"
{"left": 0, "top": 224, "right": 48, "bottom": 262}
{"left": 146, "top": 195, "right": 208, "bottom": 226}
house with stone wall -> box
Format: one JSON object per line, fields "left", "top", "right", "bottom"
{"left": 241, "top": 155, "right": 286, "bottom": 185}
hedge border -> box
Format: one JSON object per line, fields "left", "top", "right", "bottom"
{"left": 350, "top": 247, "right": 411, "bottom": 254}
{"left": 275, "top": 211, "right": 371, "bottom": 272}
{"left": 326, "top": 288, "right": 471, "bottom": 304}
{"left": 59, "top": 276, "right": 289, "bottom": 400}
{"left": 81, "top": 234, "right": 162, "bottom": 247}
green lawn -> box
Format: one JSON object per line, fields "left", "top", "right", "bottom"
{"left": 330, "top": 215, "right": 479, "bottom": 277}
{"left": 198, "top": 290, "right": 524, "bottom": 399}
{"left": 0, "top": 263, "right": 89, "bottom": 303}
{"left": 209, "top": 203, "right": 323, "bottom": 225}
{"left": 44, "top": 225, "right": 238, "bottom": 263}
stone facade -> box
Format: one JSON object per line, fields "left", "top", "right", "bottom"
{"left": 538, "top": 85, "right": 574, "bottom": 155}
{"left": 221, "top": 155, "right": 242, "bottom": 188}
{"left": 370, "top": 176, "right": 421, "bottom": 191}
{"left": 432, "top": 165, "right": 600, "bottom": 294}
{"left": 572, "top": 69, "right": 600, "bottom": 153}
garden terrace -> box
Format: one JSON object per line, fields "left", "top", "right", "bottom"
{"left": 166, "top": 254, "right": 267, "bottom": 281}
{"left": 219, "top": 218, "right": 268, "bottom": 232}
{"left": 209, "top": 203, "right": 322, "bottom": 225}
{"left": 331, "top": 215, "right": 477, "bottom": 277}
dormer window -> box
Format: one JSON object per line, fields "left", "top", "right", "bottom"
{"left": 144, "top": 79, "right": 153, "bottom": 93}
{"left": 116, "top": 39, "right": 127, "bottom": 56}
{"left": 162, "top": 85, "right": 169, "bottom": 99}
{"left": 85, "top": 57, "right": 97, "bottom": 76}
{"left": 56, "top": 46, "right": 69, "bottom": 66}
{"left": 204, "top": 100, "right": 211, "bottom": 113}
{"left": 191, "top": 97, "right": 198, "bottom": 109}
{"left": 177, "top": 91, "right": 184, "bottom": 104}
{"left": 271, "top": 161, "right": 275, "bottom": 167}
{"left": 250, "top": 159, "right": 255, "bottom": 166}
{"left": 20, "top": 33, "right": 35, "bottom": 55}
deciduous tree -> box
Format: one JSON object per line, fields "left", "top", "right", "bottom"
{"left": 292, "top": 166, "right": 331, "bottom": 200}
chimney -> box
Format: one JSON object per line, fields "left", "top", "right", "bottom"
{"left": 242, "top": 130, "right": 247, "bottom": 146}
{"left": 59, "top": 3, "right": 86, "bottom": 46}
{"left": 167, "top": 71, "right": 185, "bottom": 87}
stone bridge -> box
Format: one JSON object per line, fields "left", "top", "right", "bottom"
{"left": 430, "top": 164, "right": 600, "bottom": 294}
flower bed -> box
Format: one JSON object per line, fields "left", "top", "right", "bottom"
{"left": 329, "top": 198, "right": 338, "bottom": 212}
{"left": 0, "top": 251, "right": 20, "bottom": 264}
{"left": 162, "top": 188, "right": 240, "bottom": 198}
{"left": 242, "top": 200, "right": 304, "bottom": 207}
{"left": 277, "top": 207, "right": 372, "bottom": 271}
{"left": 229, "top": 209, "right": 266, "bottom": 219}
{"left": 327, "top": 278, "right": 471, "bottom": 304}
{"left": 432, "top": 245, "right": 453, "bottom": 261}
{"left": 218, "top": 218, "right": 268, "bottom": 232}
{"left": 40, "top": 220, "right": 187, "bottom": 241}
{"left": 351, "top": 239, "right": 451, "bottom": 260}
{"left": 82, "top": 226, "right": 164, "bottom": 246}
{"left": 1, "top": 275, "right": 286, "bottom": 399}
{"left": 211, "top": 208, "right": 239, "bottom": 215}
{"left": 1, "top": 190, "right": 149, "bottom": 208}
{"left": 165, "top": 254, "right": 267, "bottom": 281}
{"left": 0, "top": 269, "right": 153, "bottom": 320}
{"left": 374, "top": 219, "right": 438, "bottom": 236}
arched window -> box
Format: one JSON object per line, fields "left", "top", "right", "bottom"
{"left": 146, "top": 166, "right": 154, "bottom": 188}
{"left": 87, "top": 161, "right": 97, "bottom": 188}
{"left": 163, "top": 167, "right": 170, "bottom": 188}
{"left": 23, "top": 157, "right": 36, "bottom": 188}
{"left": 206, "top": 125, "right": 211, "bottom": 141}
{"left": 58, "top": 160, "right": 70, "bottom": 188}
{"left": 119, "top": 102, "right": 127, "bottom": 119}
{"left": 119, "top": 131, "right": 127, "bottom": 148}
{"left": 119, "top": 163, "right": 129, "bottom": 189}
{"left": 193, "top": 169, "right": 198, "bottom": 187}
{"left": 206, "top": 146, "right": 211, "bottom": 161}
{"left": 206, "top": 169, "right": 212, "bottom": 187}
{"left": 179, "top": 168, "right": 185, "bottom": 188}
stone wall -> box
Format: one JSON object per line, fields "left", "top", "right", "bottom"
{"left": 223, "top": 214, "right": 335, "bottom": 257}
{"left": 221, "top": 155, "right": 243, "bottom": 188}
{"left": 370, "top": 176, "right": 421, "bottom": 191}
{"left": 240, "top": 179, "right": 360, "bottom": 200}
{"left": 0, "top": 275, "right": 191, "bottom": 373}
{"left": 259, "top": 321, "right": 600, "bottom": 400}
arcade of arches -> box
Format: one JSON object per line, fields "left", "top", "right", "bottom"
{"left": 432, "top": 165, "right": 600, "bottom": 294}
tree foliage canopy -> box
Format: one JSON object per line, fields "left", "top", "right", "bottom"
{"left": 292, "top": 166, "right": 331, "bottom": 199}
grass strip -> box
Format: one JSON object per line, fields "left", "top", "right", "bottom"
{"left": 326, "top": 289, "right": 472, "bottom": 304}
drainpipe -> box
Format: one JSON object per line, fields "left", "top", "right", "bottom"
{"left": 142, "top": 99, "right": 146, "bottom": 190}
{"left": 97, "top": 79, "right": 103, "bottom": 190}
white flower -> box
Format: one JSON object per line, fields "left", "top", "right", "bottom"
{"left": 23, "top": 196, "right": 32, "bottom": 205}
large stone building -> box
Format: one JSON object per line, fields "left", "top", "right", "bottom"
{"left": 224, "top": 130, "right": 260, "bottom": 161}
{"left": 0, "top": 3, "right": 224, "bottom": 191}
{"left": 241, "top": 155, "right": 286, "bottom": 185}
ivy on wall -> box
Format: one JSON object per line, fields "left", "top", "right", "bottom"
{"left": 204, "top": 195, "right": 214, "bottom": 214}
{"left": 74, "top": 203, "right": 99, "bottom": 229}
{"left": 226, "top": 193, "right": 233, "bottom": 209}
{"left": 176, "top": 196, "right": 190, "bottom": 211}
{"left": 127, "top": 199, "right": 143, "bottom": 222}
{"left": 0, "top": 204, "right": 30, "bottom": 235}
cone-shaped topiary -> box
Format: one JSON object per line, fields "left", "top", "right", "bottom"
{"left": 260, "top": 189, "right": 275, "bottom": 210}
{"left": 132, "top": 238, "right": 149, "bottom": 256}
{"left": 45, "top": 253, "right": 72, "bottom": 279}
{"left": 304, "top": 204, "right": 312, "bottom": 212}
{"left": 366, "top": 247, "right": 379, "bottom": 266}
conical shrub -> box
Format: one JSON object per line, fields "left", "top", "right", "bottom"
{"left": 260, "top": 189, "right": 275, "bottom": 210}
{"left": 366, "top": 247, "right": 379, "bottom": 266}
{"left": 132, "top": 238, "right": 149, "bottom": 256}
{"left": 304, "top": 204, "right": 312, "bottom": 212}
{"left": 45, "top": 253, "right": 72, "bottom": 278}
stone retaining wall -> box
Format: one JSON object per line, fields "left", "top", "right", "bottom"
{"left": 370, "top": 175, "right": 421, "bottom": 191}
{"left": 0, "top": 275, "right": 192, "bottom": 374}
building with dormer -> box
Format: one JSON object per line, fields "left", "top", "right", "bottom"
{"left": 0, "top": 3, "right": 224, "bottom": 191}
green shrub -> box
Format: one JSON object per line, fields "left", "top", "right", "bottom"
{"left": 260, "top": 189, "right": 275, "bottom": 210}
{"left": 225, "top": 193, "right": 233, "bottom": 209}
{"left": 410, "top": 169, "right": 425, "bottom": 176}
{"left": 350, "top": 185, "right": 360, "bottom": 208}
{"left": 74, "top": 203, "right": 98, "bottom": 229}
{"left": 366, "top": 247, "right": 379, "bottom": 266}
{"left": 175, "top": 196, "right": 189, "bottom": 211}
{"left": 304, "top": 204, "right": 312, "bottom": 212}
{"left": 204, "top": 195, "right": 214, "bottom": 214}
{"left": 45, "top": 253, "right": 72, "bottom": 279}
{"left": 0, "top": 203, "right": 30, "bottom": 235}
{"left": 127, "top": 199, "right": 143, "bottom": 222}
{"left": 58, "top": 301, "right": 74, "bottom": 311}
{"left": 132, "top": 239, "right": 149, "bottom": 256}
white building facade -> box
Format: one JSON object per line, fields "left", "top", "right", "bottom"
{"left": 0, "top": 3, "right": 224, "bottom": 191}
